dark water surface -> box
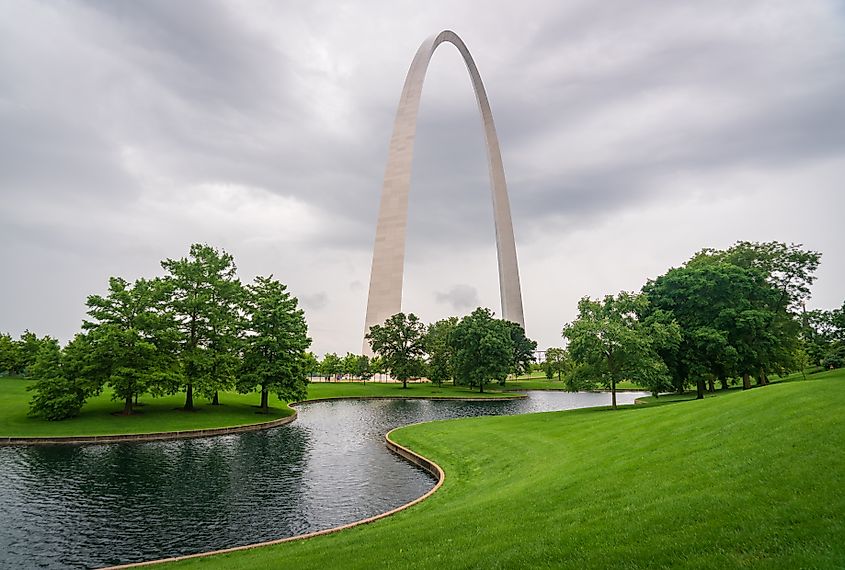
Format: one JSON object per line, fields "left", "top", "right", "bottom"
{"left": 0, "top": 391, "right": 646, "bottom": 569}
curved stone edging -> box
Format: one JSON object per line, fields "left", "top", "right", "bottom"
{"left": 101, "top": 424, "right": 445, "bottom": 569}
{"left": 0, "top": 411, "right": 297, "bottom": 447}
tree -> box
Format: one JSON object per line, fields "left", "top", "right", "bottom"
{"left": 544, "top": 347, "right": 568, "bottom": 381}
{"left": 238, "top": 276, "right": 311, "bottom": 412}
{"left": 354, "top": 355, "right": 373, "bottom": 384}
{"left": 83, "top": 276, "right": 178, "bottom": 415}
{"left": 450, "top": 308, "right": 513, "bottom": 393}
{"left": 424, "top": 317, "right": 458, "bottom": 386}
{"left": 505, "top": 321, "right": 537, "bottom": 382}
{"left": 161, "top": 243, "right": 243, "bottom": 410}
{"left": 0, "top": 333, "right": 22, "bottom": 375}
{"left": 27, "top": 337, "right": 97, "bottom": 420}
{"left": 563, "top": 292, "right": 680, "bottom": 408}
{"left": 303, "top": 351, "right": 319, "bottom": 380}
{"left": 688, "top": 241, "right": 820, "bottom": 383}
{"left": 341, "top": 352, "right": 359, "bottom": 380}
{"left": 320, "top": 352, "right": 342, "bottom": 381}
{"left": 366, "top": 312, "right": 426, "bottom": 388}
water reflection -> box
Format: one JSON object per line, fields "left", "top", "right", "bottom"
{"left": 0, "top": 390, "right": 646, "bottom": 568}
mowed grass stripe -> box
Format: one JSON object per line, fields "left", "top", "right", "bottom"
{"left": 162, "top": 372, "right": 844, "bottom": 569}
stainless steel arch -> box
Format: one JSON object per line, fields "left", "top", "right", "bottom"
{"left": 363, "top": 30, "right": 524, "bottom": 354}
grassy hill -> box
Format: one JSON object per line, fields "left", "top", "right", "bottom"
{"left": 165, "top": 370, "right": 845, "bottom": 569}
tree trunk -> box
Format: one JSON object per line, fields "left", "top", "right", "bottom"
{"left": 720, "top": 377, "right": 729, "bottom": 391}
{"left": 742, "top": 373, "right": 751, "bottom": 390}
{"left": 212, "top": 391, "right": 219, "bottom": 405}
{"left": 480, "top": 381, "right": 484, "bottom": 393}
{"left": 184, "top": 383, "right": 194, "bottom": 410}
{"left": 259, "top": 387, "right": 269, "bottom": 412}
{"left": 707, "top": 377, "right": 715, "bottom": 393}
{"left": 696, "top": 379, "right": 705, "bottom": 400}
{"left": 402, "top": 377, "right": 407, "bottom": 389}
{"left": 123, "top": 393, "right": 133, "bottom": 415}
{"left": 611, "top": 378, "right": 617, "bottom": 410}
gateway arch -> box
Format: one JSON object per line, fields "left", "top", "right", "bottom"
{"left": 363, "top": 30, "right": 524, "bottom": 354}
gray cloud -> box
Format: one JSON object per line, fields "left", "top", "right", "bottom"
{"left": 1, "top": 0, "right": 843, "bottom": 354}
{"left": 435, "top": 285, "right": 481, "bottom": 312}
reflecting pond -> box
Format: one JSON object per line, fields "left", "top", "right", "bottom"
{"left": 0, "top": 390, "right": 647, "bottom": 569}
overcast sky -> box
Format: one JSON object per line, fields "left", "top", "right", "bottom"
{"left": 2, "top": 0, "right": 843, "bottom": 356}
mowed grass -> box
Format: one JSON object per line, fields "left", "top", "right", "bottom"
{"left": 0, "top": 379, "right": 520, "bottom": 438}
{"left": 165, "top": 371, "right": 845, "bottom": 569}
{"left": 0, "top": 378, "right": 294, "bottom": 437}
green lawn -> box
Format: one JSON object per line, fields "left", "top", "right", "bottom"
{"left": 0, "top": 379, "right": 520, "bottom": 438}
{"left": 164, "top": 370, "right": 844, "bottom": 569}
{"left": 0, "top": 378, "right": 294, "bottom": 437}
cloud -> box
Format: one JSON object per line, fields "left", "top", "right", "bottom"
{"left": 0, "top": 0, "right": 843, "bottom": 356}
{"left": 435, "top": 285, "right": 481, "bottom": 312}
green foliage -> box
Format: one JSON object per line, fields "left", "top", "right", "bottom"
{"left": 563, "top": 292, "right": 680, "bottom": 405}
{"left": 0, "top": 330, "right": 53, "bottom": 376}
{"left": 646, "top": 241, "right": 821, "bottom": 393}
{"left": 238, "top": 275, "right": 311, "bottom": 410}
{"left": 543, "top": 347, "right": 569, "bottom": 382}
{"left": 0, "top": 333, "right": 20, "bottom": 375}
{"left": 83, "top": 276, "right": 178, "bottom": 414}
{"left": 27, "top": 338, "right": 93, "bottom": 420}
{"left": 450, "top": 308, "right": 513, "bottom": 393}
{"left": 504, "top": 321, "right": 537, "bottom": 380}
{"left": 320, "top": 352, "right": 342, "bottom": 380}
{"left": 366, "top": 313, "right": 426, "bottom": 388}
{"left": 424, "top": 317, "right": 458, "bottom": 386}
{"left": 161, "top": 243, "right": 243, "bottom": 409}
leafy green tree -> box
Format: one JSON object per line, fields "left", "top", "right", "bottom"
{"left": 320, "top": 352, "right": 342, "bottom": 381}
{"left": 238, "top": 276, "right": 311, "bottom": 412}
{"left": 27, "top": 337, "right": 96, "bottom": 420}
{"left": 563, "top": 293, "right": 680, "bottom": 408}
{"left": 505, "top": 321, "right": 537, "bottom": 382}
{"left": 366, "top": 312, "right": 426, "bottom": 388}
{"left": 689, "top": 241, "right": 820, "bottom": 383}
{"left": 83, "top": 276, "right": 178, "bottom": 414}
{"left": 544, "top": 347, "right": 568, "bottom": 381}
{"left": 17, "top": 330, "right": 45, "bottom": 375}
{"left": 161, "top": 243, "right": 243, "bottom": 410}
{"left": 341, "top": 352, "right": 360, "bottom": 379}
{"left": 0, "top": 333, "right": 22, "bottom": 375}
{"left": 354, "top": 355, "right": 373, "bottom": 383}
{"left": 450, "top": 308, "right": 513, "bottom": 393}
{"left": 303, "top": 351, "right": 319, "bottom": 380}
{"left": 803, "top": 303, "right": 845, "bottom": 368}
{"left": 424, "top": 317, "right": 458, "bottom": 386}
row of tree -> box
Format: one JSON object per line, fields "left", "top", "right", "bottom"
{"left": 9, "top": 244, "right": 311, "bottom": 420}
{"left": 553, "top": 241, "right": 841, "bottom": 408}
{"left": 365, "top": 308, "right": 537, "bottom": 392}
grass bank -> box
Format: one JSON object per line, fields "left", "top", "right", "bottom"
{"left": 0, "top": 379, "right": 520, "bottom": 438}
{"left": 163, "top": 370, "right": 844, "bottom": 569}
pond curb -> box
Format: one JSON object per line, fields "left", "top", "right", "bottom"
{"left": 100, "top": 425, "right": 445, "bottom": 569}
{"left": 0, "top": 411, "right": 297, "bottom": 446}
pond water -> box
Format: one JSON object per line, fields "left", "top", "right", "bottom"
{"left": 0, "top": 390, "right": 647, "bottom": 569}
